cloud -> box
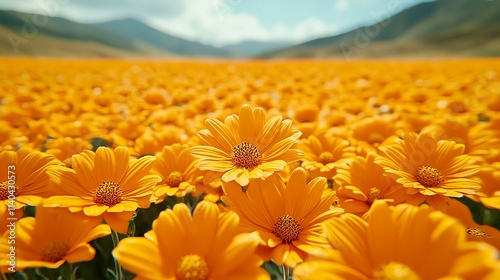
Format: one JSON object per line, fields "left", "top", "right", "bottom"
{"left": 146, "top": 0, "right": 339, "bottom": 46}
{"left": 334, "top": 0, "right": 349, "bottom": 12}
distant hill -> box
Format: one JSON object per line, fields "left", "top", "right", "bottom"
{"left": 221, "top": 40, "right": 293, "bottom": 57}
{"left": 262, "top": 0, "right": 500, "bottom": 58}
{"left": 94, "top": 18, "right": 232, "bottom": 57}
{"left": 0, "top": 10, "right": 172, "bottom": 57}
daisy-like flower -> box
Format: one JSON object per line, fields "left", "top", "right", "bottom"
{"left": 375, "top": 132, "right": 481, "bottom": 210}
{"left": 222, "top": 167, "right": 343, "bottom": 267}
{"left": 421, "top": 118, "right": 500, "bottom": 164}
{"left": 298, "top": 134, "right": 355, "bottom": 179}
{"left": 113, "top": 201, "right": 269, "bottom": 280}
{"left": 150, "top": 144, "right": 202, "bottom": 202}
{"left": 0, "top": 147, "right": 62, "bottom": 209}
{"left": 334, "top": 153, "right": 407, "bottom": 216}
{"left": 294, "top": 201, "right": 500, "bottom": 280}
{"left": 44, "top": 146, "right": 162, "bottom": 233}
{"left": 446, "top": 199, "right": 500, "bottom": 251}
{"left": 45, "top": 137, "right": 93, "bottom": 166}
{"left": 468, "top": 163, "right": 500, "bottom": 210}
{"left": 0, "top": 207, "right": 110, "bottom": 271}
{"left": 190, "top": 104, "right": 303, "bottom": 186}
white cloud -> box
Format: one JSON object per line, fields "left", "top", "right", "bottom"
{"left": 334, "top": 0, "right": 349, "bottom": 12}
{"left": 146, "top": 0, "right": 339, "bottom": 46}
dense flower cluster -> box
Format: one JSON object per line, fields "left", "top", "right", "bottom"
{"left": 0, "top": 58, "right": 499, "bottom": 279}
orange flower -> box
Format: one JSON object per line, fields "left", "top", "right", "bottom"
{"left": 190, "top": 104, "right": 303, "bottom": 186}
{"left": 294, "top": 201, "right": 500, "bottom": 279}
{"left": 334, "top": 153, "right": 407, "bottom": 216}
{"left": 44, "top": 146, "right": 161, "bottom": 233}
{"left": 0, "top": 207, "right": 110, "bottom": 271}
{"left": 150, "top": 144, "right": 201, "bottom": 202}
{"left": 0, "top": 147, "right": 62, "bottom": 209}
{"left": 468, "top": 163, "right": 500, "bottom": 210}
{"left": 222, "top": 168, "right": 343, "bottom": 267}
{"left": 113, "top": 201, "right": 268, "bottom": 280}
{"left": 45, "top": 137, "right": 93, "bottom": 166}
{"left": 375, "top": 132, "right": 481, "bottom": 210}
{"left": 299, "top": 134, "right": 355, "bottom": 179}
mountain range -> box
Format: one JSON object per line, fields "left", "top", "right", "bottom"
{"left": 0, "top": 0, "right": 499, "bottom": 58}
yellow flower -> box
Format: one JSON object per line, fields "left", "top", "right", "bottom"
{"left": 150, "top": 144, "right": 201, "bottom": 202}
{"left": 45, "top": 137, "right": 93, "bottom": 166}
{"left": 294, "top": 201, "right": 500, "bottom": 280}
{"left": 222, "top": 167, "right": 343, "bottom": 267}
{"left": 299, "top": 134, "right": 355, "bottom": 179}
{"left": 0, "top": 147, "right": 62, "bottom": 209}
{"left": 334, "top": 153, "right": 407, "bottom": 216}
{"left": 0, "top": 207, "right": 110, "bottom": 271}
{"left": 113, "top": 201, "right": 268, "bottom": 280}
{"left": 468, "top": 163, "right": 500, "bottom": 210}
{"left": 375, "top": 132, "right": 481, "bottom": 210}
{"left": 445, "top": 199, "right": 500, "bottom": 251}
{"left": 44, "top": 146, "right": 161, "bottom": 233}
{"left": 190, "top": 104, "right": 303, "bottom": 186}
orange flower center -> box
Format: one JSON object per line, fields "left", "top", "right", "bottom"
{"left": 272, "top": 214, "right": 301, "bottom": 244}
{"left": 166, "top": 171, "right": 183, "bottom": 188}
{"left": 318, "top": 151, "right": 335, "bottom": 164}
{"left": 373, "top": 262, "right": 420, "bottom": 280}
{"left": 0, "top": 181, "right": 17, "bottom": 201}
{"left": 41, "top": 240, "right": 70, "bottom": 263}
{"left": 467, "top": 228, "right": 491, "bottom": 238}
{"left": 368, "top": 132, "right": 384, "bottom": 144}
{"left": 368, "top": 187, "right": 383, "bottom": 204}
{"left": 93, "top": 181, "right": 124, "bottom": 206}
{"left": 230, "top": 142, "right": 262, "bottom": 169}
{"left": 176, "top": 254, "right": 209, "bottom": 280}
{"left": 415, "top": 165, "right": 443, "bottom": 188}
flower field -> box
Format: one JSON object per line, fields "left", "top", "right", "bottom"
{"left": 1, "top": 58, "right": 500, "bottom": 279}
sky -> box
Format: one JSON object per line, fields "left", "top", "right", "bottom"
{"left": 0, "top": 0, "right": 433, "bottom": 46}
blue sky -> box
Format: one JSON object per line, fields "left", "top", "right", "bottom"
{"left": 0, "top": 0, "right": 432, "bottom": 46}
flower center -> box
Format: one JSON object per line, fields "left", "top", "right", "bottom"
{"left": 176, "top": 254, "right": 209, "bottom": 280}
{"left": 373, "top": 262, "right": 421, "bottom": 280}
{"left": 166, "top": 171, "right": 183, "bottom": 188}
{"left": 272, "top": 214, "right": 301, "bottom": 244}
{"left": 92, "top": 181, "right": 124, "bottom": 206}
{"left": 368, "top": 187, "right": 383, "bottom": 204}
{"left": 467, "top": 228, "right": 491, "bottom": 238}
{"left": 41, "top": 240, "right": 70, "bottom": 263}
{"left": 0, "top": 181, "right": 17, "bottom": 201}
{"left": 230, "top": 142, "right": 262, "bottom": 169}
{"left": 318, "top": 151, "right": 335, "bottom": 164}
{"left": 415, "top": 165, "right": 443, "bottom": 188}
{"left": 368, "top": 132, "right": 384, "bottom": 144}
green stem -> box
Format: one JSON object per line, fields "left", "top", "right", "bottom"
{"left": 111, "top": 229, "right": 124, "bottom": 280}
{"left": 58, "top": 262, "right": 74, "bottom": 280}
{"left": 282, "top": 264, "right": 290, "bottom": 280}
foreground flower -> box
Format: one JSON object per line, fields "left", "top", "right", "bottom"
{"left": 113, "top": 201, "right": 268, "bottom": 280}
{"left": 445, "top": 199, "right": 500, "bottom": 251}
{"left": 44, "top": 146, "right": 162, "bottom": 233}
{"left": 151, "top": 144, "right": 201, "bottom": 202}
{"left": 190, "top": 104, "right": 303, "bottom": 186}
{"left": 294, "top": 201, "right": 500, "bottom": 280}
{"left": 222, "top": 168, "right": 343, "bottom": 267}
{"left": 0, "top": 207, "right": 110, "bottom": 271}
{"left": 375, "top": 132, "right": 481, "bottom": 210}
{"left": 0, "top": 147, "right": 62, "bottom": 209}
{"left": 468, "top": 163, "right": 500, "bottom": 210}
{"left": 334, "top": 153, "right": 407, "bottom": 216}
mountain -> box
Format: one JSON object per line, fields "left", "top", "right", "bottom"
{"left": 221, "top": 40, "right": 293, "bottom": 57}
{"left": 94, "top": 18, "right": 232, "bottom": 57}
{"left": 0, "top": 10, "right": 173, "bottom": 57}
{"left": 262, "top": 0, "right": 500, "bottom": 58}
